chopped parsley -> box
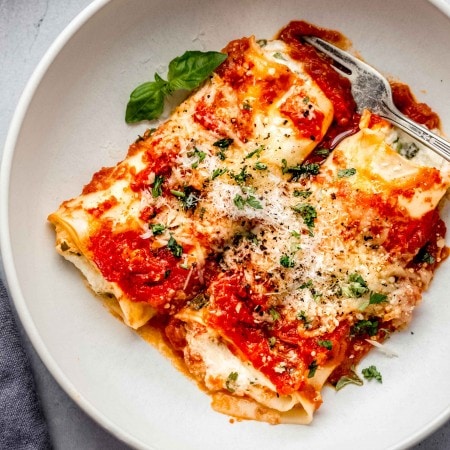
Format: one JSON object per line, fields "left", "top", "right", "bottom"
{"left": 317, "top": 340, "right": 333, "bottom": 350}
{"left": 151, "top": 223, "right": 166, "bottom": 235}
{"left": 254, "top": 161, "right": 268, "bottom": 170}
{"left": 167, "top": 235, "right": 183, "bottom": 258}
{"left": 233, "top": 194, "right": 262, "bottom": 210}
{"left": 282, "top": 159, "right": 320, "bottom": 180}
{"left": 151, "top": 174, "right": 164, "bottom": 198}
{"left": 171, "top": 186, "right": 200, "bottom": 210}
{"left": 337, "top": 168, "right": 356, "bottom": 178}
{"left": 273, "top": 51, "right": 287, "bottom": 60}
{"left": 187, "top": 147, "right": 206, "bottom": 168}
{"left": 420, "top": 252, "right": 436, "bottom": 264}
{"left": 230, "top": 166, "right": 250, "bottom": 184}
{"left": 269, "top": 307, "right": 280, "bottom": 322}
{"left": 307, "top": 360, "right": 318, "bottom": 378}
{"left": 369, "top": 292, "right": 388, "bottom": 305}
{"left": 296, "top": 310, "right": 311, "bottom": 328}
{"left": 293, "top": 189, "right": 312, "bottom": 198}
{"left": 291, "top": 203, "right": 317, "bottom": 233}
{"left": 213, "top": 138, "right": 233, "bottom": 159}
{"left": 211, "top": 167, "right": 228, "bottom": 180}
{"left": 225, "top": 371, "right": 239, "bottom": 393}
{"left": 245, "top": 145, "right": 264, "bottom": 159}
{"left": 313, "top": 148, "right": 330, "bottom": 157}
{"left": 362, "top": 365, "right": 382, "bottom": 383}
{"left": 268, "top": 336, "right": 277, "bottom": 349}
{"left": 213, "top": 137, "right": 234, "bottom": 148}
{"left": 280, "top": 254, "right": 295, "bottom": 268}
{"left": 351, "top": 319, "right": 379, "bottom": 337}
{"left": 343, "top": 273, "right": 369, "bottom": 298}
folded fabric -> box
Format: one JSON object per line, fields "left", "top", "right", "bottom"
{"left": 0, "top": 278, "right": 51, "bottom": 450}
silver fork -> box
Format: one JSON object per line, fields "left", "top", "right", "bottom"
{"left": 303, "top": 36, "right": 450, "bottom": 162}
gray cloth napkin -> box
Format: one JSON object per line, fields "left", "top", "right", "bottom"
{"left": 0, "top": 278, "right": 51, "bottom": 449}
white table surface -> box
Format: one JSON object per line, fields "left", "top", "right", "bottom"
{"left": 1, "top": 1, "right": 449, "bottom": 448}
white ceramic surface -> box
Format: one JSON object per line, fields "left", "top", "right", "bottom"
{"left": 1, "top": 1, "right": 450, "bottom": 449}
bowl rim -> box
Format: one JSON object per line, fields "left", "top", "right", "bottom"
{"left": 1, "top": 1, "right": 449, "bottom": 449}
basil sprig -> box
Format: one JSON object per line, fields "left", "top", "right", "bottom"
{"left": 126, "top": 51, "right": 227, "bottom": 123}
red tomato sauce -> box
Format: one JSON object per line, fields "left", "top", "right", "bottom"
{"left": 206, "top": 272, "right": 350, "bottom": 395}
{"left": 89, "top": 225, "right": 202, "bottom": 312}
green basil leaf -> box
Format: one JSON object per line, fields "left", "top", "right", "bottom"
{"left": 125, "top": 78, "right": 167, "bottom": 123}
{"left": 167, "top": 51, "right": 227, "bottom": 91}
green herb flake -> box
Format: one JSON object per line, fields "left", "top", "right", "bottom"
{"left": 369, "top": 292, "right": 388, "bottom": 305}
{"left": 282, "top": 159, "right": 320, "bottom": 180}
{"left": 167, "top": 235, "right": 183, "bottom": 258}
{"left": 245, "top": 195, "right": 263, "bottom": 210}
{"left": 233, "top": 194, "right": 246, "bottom": 210}
{"left": 245, "top": 145, "right": 264, "bottom": 160}
{"left": 351, "top": 319, "right": 379, "bottom": 337}
{"left": 343, "top": 273, "right": 369, "bottom": 298}
{"left": 337, "top": 168, "right": 357, "bottom": 178}
{"left": 254, "top": 162, "right": 268, "bottom": 170}
{"left": 273, "top": 51, "right": 287, "bottom": 60}
{"left": 211, "top": 167, "right": 228, "bottom": 180}
{"left": 170, "top": 189, "right": 185, "bottom": 198}
{"left": 362, "top": 365, "right": 382, "bottom": 383}
{"left": 213, "top": 138, "right": 234, "bottom": 149}
{"left": 293, "top": 189, "right": 312, "bottom": 198}
{"left": 152, "top": 175, "right": 164, "bottom": 198}
{"left": 230, "top": 166, "right": 250, "bottom": 184}
{"left": 269, "top": 307, "right": 280, "bottom": 322}
{"left": 268, "top": 337, "right": 277, "bottom": 349}
{"left": 307, "top": 360, "right": 318, "bottom": 378}
{"left": 292, "top": 204, "right": 317, "bottom": 232}
{"left": 188, "top": 147, "right": 206, "bottom": 168}
{"left": 126, "top": 51, "right": 227, "bottom": 123}
{"left": 151, "top": 223, "right": 166, "bottom": 235}
{"left": 421, "top": 252, "right": 436, "bottom": 264}
{"left": 317, "top": 340, "right": 333, "bottom": 350}
{"left": 280, "top": 254, "right": 295, "bottom": 268}
{"left": 225, "top": 371, "right": 239, "bottom": 393}
{"left": 296, "top": 310, "right": 311, "bottom": 328}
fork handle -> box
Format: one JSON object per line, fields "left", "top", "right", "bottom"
{"left": 380, "top": 102, "right": 450, "bottom": 162}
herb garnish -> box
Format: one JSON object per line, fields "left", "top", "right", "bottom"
{"left": 351, "top": 319, "right": 379, "bottom": 337}
{"left": 211, "top": 167, "right": 228, "bottom": 180}
{"left": 280, "top": 254, "right": 295, "bottom": 268}
{"left": 188, "top": 147, "right": 206, "bottom": 168}
{"left": 282, "top": 159, "right": 320, "bottom": 180}
{"left": 291, "top": 203, "right": 317, "bottom": 233}
{"left": 171, "top": 186, "right": 200, "bottom": 210}
{"left": 225, "top": 372, "right": 239, "bottom": 393}
{"left": 308, "top": 360, "right": 318, "bottom": 378}
{"left": 151, "top": 223, "right": 166, "bottom": 235}
{"left": 317, "top": 340, "right": 333, "bottom": 350}
{"left": 254, "top": 162, "right": 268, "bottom": 170}
{"left": 337, "top": 168, "right": 356, "bottom": 178}
{"left": 362, "top": 365, "right": 382, "bottom": 383}
{"left": 152, "top": 175, "right": 164, "bottom": 198}
{"left": 125, "top": 51, "right": 227, "bottom": 123}
{"left": 343, "top": 273, "right": 369, "bottom": 298}
{"left": 233, "top": 194, "right": 262, "bottom": 210}
{"left": 167, "top": 235, "right": 183, "bottom": 258}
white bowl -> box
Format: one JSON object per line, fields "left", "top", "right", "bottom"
{"left": 2, "top": 0, "right": 450, "bottom": 449}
